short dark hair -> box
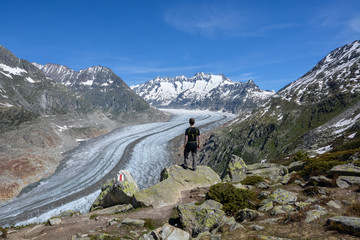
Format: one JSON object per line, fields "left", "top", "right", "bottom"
{"left": 189, "top": 118, "right": 195, "bottom": 125}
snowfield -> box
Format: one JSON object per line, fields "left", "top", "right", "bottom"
{"left": 0, "top": 109, "right": 235, "bottom": 227}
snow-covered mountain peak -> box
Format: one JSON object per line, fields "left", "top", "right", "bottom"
{"left": 132, "top": 72, "right": 274, "bottom": 113}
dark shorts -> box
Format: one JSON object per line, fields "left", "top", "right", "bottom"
{"left": 184, "top": 142, "right": 197, "bottom": 154}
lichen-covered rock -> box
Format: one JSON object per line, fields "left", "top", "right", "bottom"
{"left": 295, "top": 202, "right": 311, "bottom": 210}
{"left": 91, "top": 170, "right": 139, "bottom": 211}
{"left": 235, "top": 208, "right": 262, "bottom": 222}
{"left": 258, "top": 200, "right": 274, "bottom": 212}
{"left": 268, "top": 189, "right": 297, "bottom": 205}
{"left": 305, "top": 205, "right": 328, "bottom": 223}
{"left": 288, "top": 161, "right": 307, "bottom": 172}
{"left": 246, "top": 163, "right": 288, "bottom": 183}
{"left": 134, "top": 165, "right": 221, "bottom": 208}
{"left": 326, "top": 216, "right": 360, "bottom": 237}
{"left": 120, "top": 218, "right": 145, "bottom": 227}
{"left": 271, "top": 205, "right": 295, "bottom": 215}
{"left": 326, "top": 200, "right": 341, "bottom": 209}
{"left": 257, "top": 236, "right": 292, "bottom": 240}
{"left": 327, "top": 163, "right": 360, "bottom": 177}
{"left": 176, "top": 200, "right": 226, "bottom": 237}
{"left": 222, "top": 155, "right": 247, "bottom": 183}
{"left": 149, "top": 223, "right": 191, "bottom": 240}
{"left": 305, "top": 176, "right": 334, "bottom": 187}
{"left": 92, "top": 204, "right": 133, "bottom": 215}
{"left": 336, "top": 175, "right": 360, "bottom": 188}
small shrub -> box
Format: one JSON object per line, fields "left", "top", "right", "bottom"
{"left": 240, "top": 175, "right": 265, "bottom": 185}
{"left": 0, "top": 227, "right": 7, "bottom": 238}
{"left": 293, "top": 151, "right": 310, "bottom": 162}
{"left": 354, "top": 160, "right": 360, "bottom": 167}
{"left": 207, "top": 183, "right": 257, "bottom": 216}
{"left": 346, "top": 202, "right": 360, "bottom": 217}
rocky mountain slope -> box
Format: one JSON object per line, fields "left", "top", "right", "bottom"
{"left": 0, "top": 45, "right": 168, "bottom": 202}
{"left": 131, "top": 72, "right": 275, "bottom": 113}
{"left": 200, "top": 40, "right": 360, "bottom": 175}
{"left": 34, "top": 63, "right": 165, "bottom": 122}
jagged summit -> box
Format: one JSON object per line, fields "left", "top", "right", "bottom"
{"left": 131, "top": 72, "right": 274, "bottom": 113}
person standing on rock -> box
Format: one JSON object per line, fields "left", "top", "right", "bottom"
{"left": 183, "top": 118, "right": 200, "bottom": 171}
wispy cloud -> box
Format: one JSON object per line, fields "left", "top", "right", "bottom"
{"left": 164, "top": 2, "right": 243, "bottom": 37}
{"left": 164, "top": 2, "right": 298, "bottom": 38}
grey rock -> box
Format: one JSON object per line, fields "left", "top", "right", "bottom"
{"left": 327, "top": 163, "right": 360, "bottom": 177}
{"left": 258, "top": 191, "right": 271, "bottom": 199}
{"left": 326, "top": 200, "right": 342, "bottom": 209}
{"left": 257, "top": 236, "right": 292, "bottom": 240}
{"left": 92, "top": 204, "right": 133, "bottom": 215}
{"left": 200, "top": 199, "right": 223, "bottom": 210}
{"left": 246, "top": 163, "right": 288, "bottom": 183}
{"left": 91, "top": 170, "right": 139, "bottom": 211}
{"left": 147, "top": 223, "right": 191, "bottom": 240}
{"left": 177, "top": 201, "right": 226, "bottom": 238}
{"left": 47, "top": 218, "right": 62, "bottom": 226}
{"left": 268, "top": 189, "right": 297, "bottom": 205}
{"left": 258, "top": 200, "right": 274, "bottom": 212}
{"left": 236, "top": 208, "right": 263, "bottom": 222}
{"left": 250, "top": 224, "right": 265, "bottom": 230}
{"left": 288, "top": 161, "right": 307, "bottom": 172}
{"left": 134, "top": 165, "right": 221, "bottom": 208}
{"left": 223, "top": 155, "right": 247, "bottom": 183}
{"left": 120, "top": 218, "right": 145, "bottom": 227}
{"left": 305, "top": 205, "right": 328, "bottom": 223}
{"left": 256, "top": 181, "right": 270, "bottom": 189}
{"left": 306, "top": 176, "right": 334, "bottom": 187}
{"left": 327, "top": 216, "right": 360, "bottom": 237}
{"left": 336, "top": 175, "right": 360, "bottom": 188}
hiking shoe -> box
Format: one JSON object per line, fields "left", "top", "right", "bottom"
{"left": 182, "top": 164, "right": 189, "bottom": 170}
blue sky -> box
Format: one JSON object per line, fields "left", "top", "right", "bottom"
{"left": 1, "top": 0, "right": 359, "bottom": 91}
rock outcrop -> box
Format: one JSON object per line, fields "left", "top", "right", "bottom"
{"left": 91, "top": 170, "right": 139, "bottom": 211}
{"left": 133, "top": 165, "right": 221, "bottom": 208}
{"left": 327, "top": 216, "right": 360, "bottom": 236}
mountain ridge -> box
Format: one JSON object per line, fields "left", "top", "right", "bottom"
{"left": 131, "top": 72, "right": 274, "bottom": 113}
{"left": 199, "top": 40, "right": 360, "bottom": 175}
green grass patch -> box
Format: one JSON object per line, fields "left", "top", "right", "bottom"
{"left": 240, "top": 175, "right": 265, "bottom": 185}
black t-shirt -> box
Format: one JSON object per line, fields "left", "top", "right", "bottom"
{"left": 185, "top": 127, "right": 200, "bottom": 143}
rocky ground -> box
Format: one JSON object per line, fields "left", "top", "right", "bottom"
{"left": 1, "top": 157, "right": 359, "bottom": 240}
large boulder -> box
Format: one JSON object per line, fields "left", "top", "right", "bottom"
{"left": 288, "top": 161, "right": 307, "bottom": 172}
{"left": 327, "top": 163, "right": 360, "bottom": 177}
{"left": 327, "top": 216, "right": 360, "bottom": 237}
{"left": 176, "top": 200, "right": 226, "bottom": 238}
{"left": 246, "top": 163, "right": 288, "bottom": 183}
{"left": 133, "top": 165, "right": 221, "bottom": 208}
{"left": 91, "top": 170, "right": 139, "bottom": 211}
{"left": 140, "top": 223, "right": 190, "bottom": 240}
{"left": 222, "top": 155, "right": 247, "bottom": 183}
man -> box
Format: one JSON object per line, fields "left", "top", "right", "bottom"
{"left": 183, "top": 118, "right": 200, "bottom": 170}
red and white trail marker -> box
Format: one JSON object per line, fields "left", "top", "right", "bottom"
{"left": 118, "top": 173, "right": 125, "bottom": 182}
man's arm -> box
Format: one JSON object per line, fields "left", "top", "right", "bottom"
{"left": 197, "top": 135, "right": 200, "bottom": 148}
{"left": 184, "top": 135, "right": 188, "bottom": 148}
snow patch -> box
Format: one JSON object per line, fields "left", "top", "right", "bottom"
{"left": 348, "top": 133, "right": 356, "bottom": 139}
{"left": 314, "top": 145, "right": 332, "bottom": 154}
{"left": 0, "top": 64, "right": 26, "bottom": 76}
{"left": 0, "top": 102, "right": 13, "bottom": 107}
{"left": 25, "top": 77, "right": 36, "bottom": 83}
